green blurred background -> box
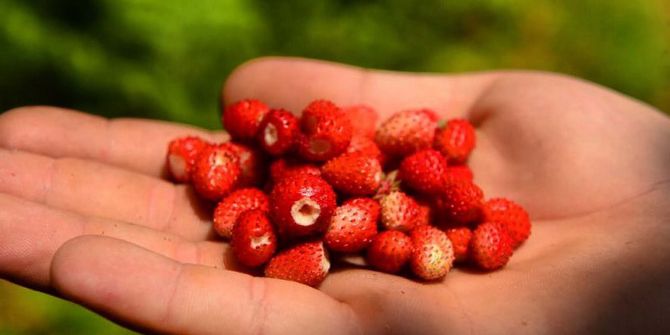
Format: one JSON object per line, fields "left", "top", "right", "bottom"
{"left": 1, "top": 0, "right": 669, "bottom": 333}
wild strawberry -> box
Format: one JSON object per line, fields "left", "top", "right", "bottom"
{"left": 380, "top": 191, "right": 419, "bottom": 232}
{"left": 435, "top": 179, "right": 483, "bottom": 224}
{"left": 257, "top": 108, "right": 299, "bottom": 156}
{"left": 232, "top": 210, "right": 277, "bottom": 268}
{"left": 324, "top": 198, "right": 379, "bottom": 253}
{"left": 483, "top": 198, "right": 531, "bottom": 249}
{"left": 264, "top": 240, "right": 330, "bottom": 287}
{"left": 222, "top": 142, "right": 265, "bottom": 187}
{"left": 297, "top": 100, "right": 353, "bottom": 161}
{"left": 444, "top": 165, "right": 474, "bottom": 182}
{"left": 375, "top": 109, "right": 437, "bottom": 157}
{"left": 192, "top": 144, "right": 240, "bottom": 201}
{"left": 434, "top": 119, "right": 476, "bottom": 164}
{"left": 269, "top": 158, "right": 321, "bottom": 183}
{"left": 444, "top": 226, "right": 473, "bottom": 262}
{"left": 398, "top": 149, "right": 448, "bottom": 194}
{"left": 346, "top": 135, "right": 387, "bottom": 166}
{"left": 166, "top": 136, "right": 210, "bottom": 183}
{"left": 471, "top": 221, "right": 513, "bottom": 271}
{"left": 366, "top": 230, "right": 413, "bottom": 273}
{"left": 410, "top": 226, "right": 455, "bottom": 280}
{"left": 342, "top": 104, "right": 378, "bottom": 139}
{"left": 213, "top": 188, "right": 269, "bottom": 239}
{"left": 321, "top": 152, "right": 382, "bottom": 196}
{"left": 222, "top": 99, "right": 270, "bottom": 140}
{"left": 269, "top": 174, "right": 337, "bottom": 238}
{"left": 415, "top": 199, "right": 433, "bottom": 227}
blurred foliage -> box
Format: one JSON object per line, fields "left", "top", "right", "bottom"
{"left": 0, "top": 0, "right": 669, "bottom": 333}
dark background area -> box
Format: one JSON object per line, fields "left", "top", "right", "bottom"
{"left": 1, "top": 0, "right": 669, "bottom": 333}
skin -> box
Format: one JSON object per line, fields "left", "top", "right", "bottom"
{"left": 0, "top": 57, "right": 669, "bottom": 334}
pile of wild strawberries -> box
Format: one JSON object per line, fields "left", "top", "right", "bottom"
{"left": 166, "top": 99, "right": 531, "bottom": 287}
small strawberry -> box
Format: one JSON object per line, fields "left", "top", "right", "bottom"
{"left": 398, "top": 149, "right": 448, "bottom": 194}
{"left": 297, "top": 100, "right": 353, "bottom": 161}
{"left": 269, "top": 158, "right": 321, "bottom": 183}
{"left": 321, "top": 152, "right": 382, "bottom": 196}
{"left": 269, "top": 174, "right": 337, "bottom": 238}
{"left": 410, "top": 226, "right": 455, "bottom": 280}
{"left": 222, "top": 99, "right": 270, "bottom": 140}
{"left": 192, "top": 144, "right": 240, "bottom": 201}
{"left": 470, "top": 221, "right": 514, "bottom": 271}
{"left": 366, "top": 230, "right": 413, "bottom": 273}
{"left": 324, "top": 198, "right": 380, "bottom": 253}
{"left": 257, "top": 108, "right": 299, "bottom": 156}
{"left": 435, "top": 179, "right": 484, "bottom": 224}
{"left": 342, "top": 104, "right": 378, "bottom": 139}
{"left": 222, "top": 142, "right": 265, "bottom": 187}
{"left": 346, "top": 135, "right": 387, "bottom": 166}
{"left": 264, "top": 240, "right": 330, "bottom": 287}
{"left": 375, "top": 109, "right": 437, "bottom": 157}
{"left": 483, "top": 198, "right": 531, "bottom": 249}
{"left": 444, "top": 165, "right": 474, "bottom": 182}
{"left": 415, "top": 199, "right": 434, "bottom": 227}
{"left": 232, "top": 209, "right": 277, "bottom": 268}
{"left": 444, "top": 226, "right": 473, "bottom": 262}
{"left": 380, "top": 191, "right": 419, "bottom": 232}
{"left": 166, "top": 136, "right": 210, "bottom": 183}
{"left": 213, "top": 188, "right": 270, "bottom": 239}
{"left": 434, "top": 119, "right": 476, "bottom": 164}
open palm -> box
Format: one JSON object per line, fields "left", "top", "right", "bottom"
{"left": 1, "top": 57, "right": 669, "bottom": 334}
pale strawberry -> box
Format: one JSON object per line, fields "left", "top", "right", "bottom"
{"left": 264, "top": 240, "right": 330, "bottom": 287}
{"left": 434, "top": 119, "right": 476, "bottom": 164}
{"left": 380, "top": 191, "right": 419, "bottom": 232}
{"left": 483, "top": 198, "right": 531, "bottom": 249}
{"left": 232, "top": 209, "right": 277, "bottom": 267}
{"left": 166, "top": 136, "right": 210, "bottom": 183}
{"left": 213, "top": 188, "right": 270, "bottom": 239}
{"left": 222, "top": 99, "right": 269, "bottom": 140}
{"left": 324, "top": 198, "right": 380, "bottom": 253}
{"left": 366, "top": 230, "right": 413, "bottom": 273}
{"left": 192, "top": 144, "right": 240, "bottom": 201}
{"left": 375, "top": 109, "right": 437, "bottom": 157}
{"left": 410, "top": 226, "right": 455, "bottom": 280}
{"left": 321, "top": 152, "right": 382, "bottom": 196}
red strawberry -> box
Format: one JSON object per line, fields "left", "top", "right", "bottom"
{"left": 257, "top": 108, "right": 299, "bottom": 156}
{"left": 483, "top": 198, "right": 531, "bottom": 249}
{"left": 346, "top": 135, "right": 387, "bottom": 167}
{"left": 321, "top": 152, "right": 382, "bottom": 196}
{"left": 444, "top": 226, "right": 473, "bottom": 262}
{"left": 297, "top": 100, "right": 353, "bottom": 161}
{"left": 375, "top": 109, "right": 437, "bottom": 157}
{"left": 324, "top": 198, "right": 380, "bottom": 253}
{"left": 264, "top": 240, "right": 330, "bottom": 287}
{"left": 434, "top": 119, "right": 476, "bottom": 164}
{"left": 222, "top": 99, "right": 270, "bottom": 140}
{"left": 435, "top": 179, "right": 483, "bottom": 224}
{"left": 444, "top": 165, "right": 474, "bottom": 182}
{"left": 471, "top": 221, "right": 514, "bottom": 271}
{"left": 166, "top": 136, "right": 210, "bottom": 183}
{"left": 269, "top": 158, "right": 321, "bottom": 183}
{"left": 366, "top": 230, "right": 413, "bottom": 273}
{"left": 213, "top": 188, "right": 270, "bottom": 239}
{"left": 192, "top": 144, "right": 240, "bottom": 201}
{"left": 222, "top": 142, "right": 265, "bottom": 187}
{"left": 232, "top": 210, "right": 277, "bottom": 267}
{"left": 410, "top": 226, "right": 455, "bottom": 280}
{"left": 415, "top": 199, "right": 433, "bottom": 227}
{"left": 269, "top": 174, "right": 337, "bottom": 238}
{"left": 380, "top": 191, "right": 419, "bottom": 232}
{"left": 342, "top": 104, "right": 378, "bottom": 139}
{"left": 398, "top": 149, "right": 448, "bottom": 194}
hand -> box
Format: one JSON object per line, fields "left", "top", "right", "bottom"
{"left": 1, "top": 57, "right": 669, "bottom": 334}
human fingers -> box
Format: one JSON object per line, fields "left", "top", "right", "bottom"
{"left": 0, "top": 106, "right": 229, "bottom": 178}
{"left": 0, "top": 193, "right": 228, "bottom": 292}
{"left": 51, "top": 236, "right": 359, "bottom": 335}
{"left": 222, "top": 56, "right": 499, "bottom": 119}
{"left": 0, "top": 148, "right": 214, "bottom": 241}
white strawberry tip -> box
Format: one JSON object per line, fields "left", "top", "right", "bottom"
{"left": 168, "top": 154, "right": 187, "bottom": 180}
{"left": 309, "top": 138, "right": 331, "bottom": 155}
{"left": 291, "top": 198, "right": 321, "bottom": 226}
{"left": 251, "top": 233, "right": 271, "bottom": 249}
{"left": 318, "top": 242, "right": 331, "bottom": 273}
{"left": 264, "top": 123, "right": 278, "bottom": 146}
